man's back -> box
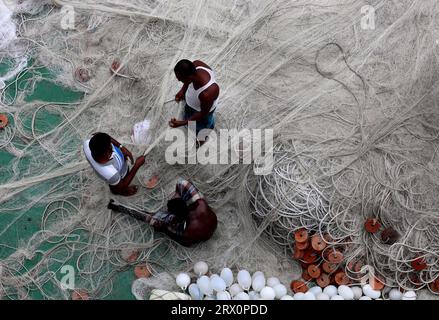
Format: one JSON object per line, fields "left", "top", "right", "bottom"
{"left": 184, "top": 199, "right": 217, "bottom": 245}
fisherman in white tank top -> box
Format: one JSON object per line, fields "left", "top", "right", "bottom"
{"left": 170, "top": 59, "right": 220, "bottom": 136}
{"left": 83, "top": 132, "right": 146, "bottom": 196}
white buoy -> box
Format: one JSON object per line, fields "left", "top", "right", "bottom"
{"left": 220, "top": 268, "right": 234, "bottom": 287}
{"left": 273, "top": 284, "right": 287, "bottom": 299}
{"left": 293, "top": 292, "right": 305, "bottom": 300}
{"left": 217, "top": 291, "right": 231, "bottom": 300}
{"left": 266, "top": 277, "right": 280, "bottom": 287}
{"left": 351, "top": 286, "right": 363, "bottom": 300}
{"left": 316, "top": 293, "right": 330, "bottom": 300}
{"left": 338, "top": 285, "right": 354, "bottom": 300}
{"left": 281, "top": 295, "right": 294, "bottom": 300}
{"left": 237, "top": 270, "right": 252, "bottom": 290}
{"left": 260, "top": 287, "right": 276, "bottom": 300}
{"left": 252, "top": 275, "right": 266, "bottom": 292}
{"left": 252, "top": 271, "right": 264, "bottom": 281}
{"left": 248, "top": 291, "right": 260, "bottom": 300}
{"left": 204, "top": 296, "right": 216, "bottom": 300}
{"left": 197, "top": 276, "right": 213, "bottom": 296}
{"left": 193, "top": 261, "right": 208, "bottom": 276}
{"left": 402, "top": 290, "right": 417, "bottom": 300}
{"left": 229, "top": 283, "right": 243, "bottom": 297}
{"left": 331, "top": 295, "right": 345, "bottom": 300}
{"left": 362, "top": 284, "right": 381, "bottom": 299}
{"left": 303, "top": 292, "right": 316, "bottom": 300}
{"left": 234, "top": 292, "right": 250, "bottom": 300}
{"left": 176, "top": 273, "right": 191, "bottom": 290}
{"left": 323, "top": 285, "right": 338, "bottom": 298}
{"left": 188, "top": 283, "right": 203, "bottom": 300}
{"left": 359, "top": 296, "right": 372, "bottom": 300}
{"left": 389, "top": 288, "right": 403, "bottom": 300}
{"left": 308, "top": 286, "right": 323, "bottom": 296}
{"left": 210, "top": 275, "right": 227, "bottom": 293}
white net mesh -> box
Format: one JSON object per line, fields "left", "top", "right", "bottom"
{"left": 1, "top": 0, "right": 439, "bottom": 299}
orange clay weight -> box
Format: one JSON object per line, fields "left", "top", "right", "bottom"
{"left": 0, "top": 114, "right": 8, "bottom": 130}
{"left": 334, "top": 271, "right": 350, "bottom": 285}
{"left": 290, "top": 280, "right": 308, "bottom": 293}
{"left": 364, "top": 218, "right": 381, "bottom": 234}
{"left": 411, "top": 257, "right": 427, "bottom": 271}
{"left": 370, "top": 276, "right": 385, "bottom": 291}
{"left": 296, "top": 241, "right": 309, "bottom": 251}
{"left": 317, "top": 273, "right": 330, "bottom": 288}
{"left": 71, "top": 289, "right": 89, "bottom": 300}
{"left": 322, "top": 261, "right": 338, "bottom": 274}
{"left": 327, "top": 250, "right": 344, "bottom": 264}
{"left": 134, "top": 264, "right": 151, "bottom": 278}
{"left": 295, "top": 228, "right": 308, "bottom": 243}
{"left": 311, "top": 234, "right": 327, "bottom": 251}
{"left": 307, "top": 264, "right": 321, "bottom": 279}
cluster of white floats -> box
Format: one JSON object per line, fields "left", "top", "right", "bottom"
{"left": 175, "top": 261, "right": 417, "bottom": 300}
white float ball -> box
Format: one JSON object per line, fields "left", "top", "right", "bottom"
{"left": 362, "top": 284, "right": 381, "bottom": 299}
{"left": 204, "top": 296, "right": 216, "bottom": 300}
{"left": 248, "top": 291, "right": 260, "bottom": 300}
{"left": 273, "top": 284, "right": 287, "bottom": 299}
{"left": 252, "top": 271, "right": 264, "bottom": 281}
{"left": 316, "top": 293, "right": 330, "bottom": 300}
{"left": 260, "top": 287, "right": 276, "bottom": 300}
{"left": 338, "top": 285, "right": 354, "bottom": 300}
{"left": 331, "top": 295, "right": 344, "bottom": 300}
{"left": 351, "top": 286, "right": 363, "bottom": 300}
{"left": 308, "top": 286, "right": 323, "bottom": 296}
{"left": 237, "top": 270, "right": 252, "bottom": 290}
{"left": 359, "top": 296, "right": 372, "bottom": 300}
{"left": 188, "top": 283, "right": 203, "bottom": 300}
{"left": 220, "top": 268, "right": 234, "bottom": 287}
{"left": 217, "top": 291, "right": 231, "bottom": 300}
{"left": 293, "top": 292, "right": 305, "bottom": 300}
{"left": 281, "top": 295, "right": 294, "bottom": 300}
{"left": 234, "top": 292, "right": 250, "bottom": 300}
{"left": 252, "top": 275, "right": 266, "bottom": 292}
{"left": 229, "top": 283, "right": 243, "bottom": 297}
{"left": 193, "top": 261, "right": 208, "bottom": 276}
{"left": 402, "top": 290, "right": 417, "bottom": 300}
{"left": 210, "top": 275, "right": 227, "bottom": 293}
{"left": 389, "top": 288, "right": 403, "bottom": 300}
{"left": 197, "top": 276, "right": 213, "bottom": 296}
{"left": 303, "top": 292, "right": 316, "bottom": 300}
{"left": 323, "top": 285, "right": 338, "bottom": 298}
{"left": 176, "top": 273, "right": 191, "bottom": 290}
{"left": 267, "top": 277, "right": 280, "bottom": 287}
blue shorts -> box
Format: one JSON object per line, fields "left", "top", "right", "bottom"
{"left": 183, "top": 104, "right": 215, "bottom": 135}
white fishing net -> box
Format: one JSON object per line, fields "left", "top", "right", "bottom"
{"left": 1, "top": 0, "right": 439, "bottom": 299}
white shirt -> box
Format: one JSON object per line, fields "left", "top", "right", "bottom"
{"left": 83, "top": 139, "right": 128, "bottom": 185}
{"left": 185, "top": 66, "right": 218, "bottom": 112}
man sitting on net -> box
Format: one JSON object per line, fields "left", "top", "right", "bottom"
{"left": 107, "top": 178, "right": 217, "bottom": 247}
{"left": 83, "top": 132, "right": 145, "bottom": 196}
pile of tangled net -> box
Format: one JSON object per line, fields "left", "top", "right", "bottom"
{"left": 1, "top": 0, "right": 439, "bottom": 299}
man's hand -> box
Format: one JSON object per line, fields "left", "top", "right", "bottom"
{"left": 134, "top": 156, "right": 146, "bottom": 167}
{"left": 121, "top": 147, "right": 134, "bottom": 163}
{"left": 169, "top": 118, "right": 187, "bottom": 128}
{"left": 175, "top": 90, "right": 185, "bottom": 102}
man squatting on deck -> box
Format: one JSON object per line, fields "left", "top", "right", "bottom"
{"left": 83, "top": 132, "right": 146, "bottom": 196}
{"left": 108, "top": 179, "right": 218, "bottom": 247}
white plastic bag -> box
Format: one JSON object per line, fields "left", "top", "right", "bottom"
{"left": 131, "top": 119, "right": 151, "bottom": 145}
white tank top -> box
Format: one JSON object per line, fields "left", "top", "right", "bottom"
{"left": 185, "top": 66, "right": 218, "bottom": 112}
{"left": 83, "top": 139, "right": 128, "bottom": 186}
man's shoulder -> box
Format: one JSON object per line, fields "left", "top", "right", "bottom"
{"left": 193, "top": 60, "right": 210, "bottom": 69}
